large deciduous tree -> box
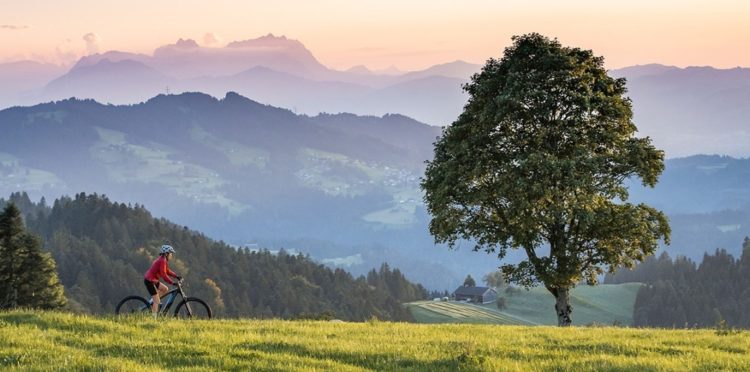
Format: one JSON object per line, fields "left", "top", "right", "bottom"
{"left": 421, "top": 33, "right": 670, "bottom": 326}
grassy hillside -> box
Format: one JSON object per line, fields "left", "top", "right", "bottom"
{"left": 408, "top": 283, "right": 642, "bottom": 326}
{"left": 407, "top": 301, "right": 535, "bottom": 325}
{"left": 1, "top": 311, "right": 748, "bottom": 371}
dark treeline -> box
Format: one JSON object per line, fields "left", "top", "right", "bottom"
{"left": 0, "top": 192, "right": 428, "bottom": 320}
{"left": 605, "top": 239, "right": 750, "bottom": 328}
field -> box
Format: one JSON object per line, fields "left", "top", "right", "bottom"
{"left": 1, "top": 311, "right": 749, "bottom": 371}
{"left": 408, "top": 283, "right": 642, "bottom": 326}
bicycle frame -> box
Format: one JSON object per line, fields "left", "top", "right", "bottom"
{"left": 157, "top": 287, "right": 181, "bottom": 314}
{"left": 149, "top": 282, "right": 194, "bottom": 316}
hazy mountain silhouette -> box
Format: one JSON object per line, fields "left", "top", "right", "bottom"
{"left": 72, "top": 51, "right": 153, "bottom": 69}
{"left": 2, "top": 36, "right": 748, "bottom": 151}
{"left": 0, "top": 60, "right": 65, "bottom": 107}
{"left": 395, "top": 60, "right": 481, "bottom": 81}
{"left": 152, "top": 34, "right": 330, "bottom": 79}
{"left": 43, "top": 59, "right": 176, "bottom": 103}
{"left": 611, "top": 64, "right": 750, "bottom": 157}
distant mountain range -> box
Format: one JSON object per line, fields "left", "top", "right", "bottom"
{"left": 609, "top": 64, "right": 750, "bottom": 157}
{"left": 0, "top": 34, "right": 474, "bottom": 127}
{"left": 1, "top": 92, "right": 750, "bottom": 289}
{"left": 4, "top": 36, "right": 748, "bottom": 157}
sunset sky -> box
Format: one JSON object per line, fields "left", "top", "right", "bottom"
{"left": 2, "top": 0, "right": 749, "bottom": 71}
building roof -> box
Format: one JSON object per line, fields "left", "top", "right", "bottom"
{"left": 454, "top": 286, "right": 496, "bottom": 296}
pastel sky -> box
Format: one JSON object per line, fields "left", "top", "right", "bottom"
{"left": 2, "top": 0, "right": 749, "bottom": 70}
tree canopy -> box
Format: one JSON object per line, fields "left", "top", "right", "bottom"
{"left": 463, "top": 274, "right": 476, "bottom": 287}
{"left": 421, "top": 33, "right": 670, "bottom": 326}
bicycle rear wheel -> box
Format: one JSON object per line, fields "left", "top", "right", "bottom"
{"left": 174, "top": 298, "right": 212, "bottom": 319}
{"left": 115, "top": 295, "right": 150, "bottom": 316}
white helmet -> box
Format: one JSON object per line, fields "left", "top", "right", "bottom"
{"left": 160, "top": 245, "right": 175, "bottom": 255}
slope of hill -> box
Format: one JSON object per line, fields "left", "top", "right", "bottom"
{"left": 4, "top": 92, "right": 750, "bottom": 289}
{"left": 610, "top": 64, "right": 750, "bottom": 157}
{"left": 407, "top": 283, "right": 642, "bottom": 326}
{"left": 0, "top": 92, "right": 507, "bottom": 290}
{"left": 0, "top": 60, "right": 65, "bottom": 107}
{"left": 628, "top": 155, "right": 750, "bottom": 215}
{"left": 43, "top": 59, "right": 175, "bottom": 104}
{"left": 2, "top": 311, "right": 748, "bottom": 370}
{"left": 0, "top": 192, "right": 428, "bottom": 319}
{"left": 407, "top": 301, "right": 535, "bottom": 325}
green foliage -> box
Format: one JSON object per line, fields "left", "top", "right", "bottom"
{"left": 463, "top": 274, "right": 476, "bottom": 287}
{"left": 607, "top": 238, "right": 750, "bottom": 328}
{"left": 421, "top": 33, "right": 670, "bottom": 325}
{"left": 0, "top": 203, "right": 66, "bottom": 310}
{"left": 496, "top": 297, "right": 506, "bottom": 310}
{"left": 1, "top": 192, "right": 427, "bottom": 320}
{"left": 482, "top": 270, "right": 505, "bottom": 289}
{"left": 2, "top": 311, "right": 749, "bottom": 370}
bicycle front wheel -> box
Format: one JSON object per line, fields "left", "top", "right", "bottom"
{"left": 115, "top": 295, "right": 150, "bottom": 316}
{"left": 174, "top": 298, "right": 212, "bottom": 319}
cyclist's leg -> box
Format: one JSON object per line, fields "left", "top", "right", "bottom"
{"left": 155, "top": 282, "right": 168, "bottom": 311}
{"left": 144, "top": 279, "right": 160, "bottom": 314}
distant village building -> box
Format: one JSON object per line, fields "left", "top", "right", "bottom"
{"left": 453, "top": 286, "right": 498, "bottom": 304}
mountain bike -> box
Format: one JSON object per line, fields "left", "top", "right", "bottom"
{"left": 115, "top": 279, "right": 212, "bottom": 319}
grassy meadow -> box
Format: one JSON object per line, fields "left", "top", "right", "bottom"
{"left": 1, "top": 310, "right": 749, "bottom": 371}
{"left": 408, "top": 283, "right": 642, "bottom": 326}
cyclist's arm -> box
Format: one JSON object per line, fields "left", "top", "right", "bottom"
{"left": 160, "top": 260, "right": 175, "bottom": 285}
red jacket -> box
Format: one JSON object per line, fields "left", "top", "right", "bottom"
{"left": 144, "top": 255, "right": 177, "bottom": 285}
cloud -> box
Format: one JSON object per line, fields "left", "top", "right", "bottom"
{"left": 82, "top": 32, "right": 101, "bottom": 54}
{"left": 203, "top": 32, "right": 222, "bottom": 46}
{"left": 1, "top": 24, "right": 29, "bottom": 30}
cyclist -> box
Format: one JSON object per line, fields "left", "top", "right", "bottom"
{"left": 144, "top": 245, "right": 182, "bottom": 318}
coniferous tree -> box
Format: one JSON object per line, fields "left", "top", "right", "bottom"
{"left": 0, "top": 203, "right": 66, "bottom": 309}
{"left": 0, "top": 204, "right": 25, "bottom": 308}
{"left": 611, "top": 239, "right": 750, "bottom": 328}
{"left": 463, "top": 275, "right": 476, "bottom": 287}
{"left": 16, "top": 234, "right": 67, "bottom": 309}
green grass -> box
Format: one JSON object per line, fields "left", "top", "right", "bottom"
{"left": 90, "top": 126, "right": 249, "bottom": 215}
{"left": 407, "top": 301, "right": 535, "bottom": 325}
{"left": 409, "top": 283, "right": 642, "bottom": 326}
{"left": 1, "top": 310, "right": 749, "bottom": 371}
{"left": 0, "top": 152, "right": 64, "bottom": 191}
{"left": 189, "top": 125, "right": 270, "bottom": 169}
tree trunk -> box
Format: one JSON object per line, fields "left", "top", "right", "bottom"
{"left": 553, "top": 287, "right": 572, "bottom": 326}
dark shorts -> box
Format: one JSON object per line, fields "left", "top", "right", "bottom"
{"left": 144, "top": 279, "right": 160, "bottom": 296}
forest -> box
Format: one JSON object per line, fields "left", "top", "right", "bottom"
{"left": 605, "top": 239, "right": 750, "bottom": 328}
{"left": 0, "top": 192, "right": 428, "bottom": 320}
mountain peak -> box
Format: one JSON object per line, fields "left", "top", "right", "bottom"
{"left": 346, "top": 65, "right": 372, "bottom": 74}
{"left": 152, "top": 38, "right": 201, "bottom": 56}
{"left": 172, "top": 38, "right": 200, "bottom": 49}
{"left": 226, "top": 34, "right": 304, "bottom": 50}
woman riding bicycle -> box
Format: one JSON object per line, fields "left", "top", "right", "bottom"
{"left": 144, "top": 245, "right": 182, "bottom": 318}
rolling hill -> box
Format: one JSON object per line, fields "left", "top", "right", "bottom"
{"left": 407, "top": 283, "right": 643, "bottom": 326}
